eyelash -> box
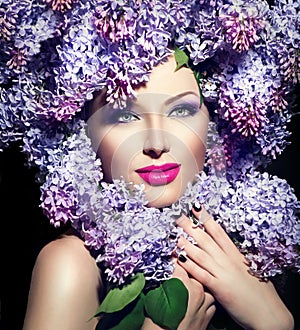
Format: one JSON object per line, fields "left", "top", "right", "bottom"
{"left": 115, "top": 111, "right": 139, "bottom": 123}
{"left": 109, "top": 103, "right": 198, "bottom": 123}
{"left": 168, "top": 104, "right": 198, "bottom": 118}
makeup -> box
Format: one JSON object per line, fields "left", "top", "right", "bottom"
{"left": 178, "top": 253, "right": 187, "bottom": 263}
{"left": 136, "top": 163, "right": 180, "bottom": 186}
{"left": 193, "top": 201, "right": 202, "bottom": 212}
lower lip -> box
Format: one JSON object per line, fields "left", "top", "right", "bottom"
{"left": 136, "top": 165, "right": 180, "bottom": 186}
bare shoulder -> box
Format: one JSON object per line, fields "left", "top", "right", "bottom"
{"left": 37, "top": 234, "right": 99, "bottom": 277}
{"left": 34, "top": 233, "right": 103, "bottom": 299}
{"left": 23, "top": 233, "right": 103, "bottom": 330}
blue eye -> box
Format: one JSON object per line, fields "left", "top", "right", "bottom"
{"left": 168, "top": 104, "right": 198, "bottom": 118}
{"left": 116, "top": 111, "right": 139, "bottom": 123}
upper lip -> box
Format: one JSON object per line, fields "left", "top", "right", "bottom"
{"left": 136, "top": 163, "right": 180, "bottom": 173}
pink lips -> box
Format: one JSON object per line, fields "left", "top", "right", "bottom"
{"left": 136, "top": 163, "right": 181, "bottom": 186}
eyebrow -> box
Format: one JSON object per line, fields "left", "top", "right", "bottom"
{"left": 164, "top": 91, "right": 200, "bottom": 106}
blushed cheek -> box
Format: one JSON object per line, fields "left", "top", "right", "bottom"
{"left": 98, "top": 135, "right": 143, "bottom": 182}
{"left": 180, "top": 130, "right": 206, "bottom": 165}
{"left": 190, "top": 124, "right": 208, "bottom": 173}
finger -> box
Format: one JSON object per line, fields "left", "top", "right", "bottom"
{"left": 177, "top": 236, "right": 222, "bottom": 277}
{"left": 187, "top": 278, "right": 215, "bottom": 313}
{"left": 196, "top": 207, "right": 246, "bottom": 262}
{"left": 202, "top": 291, "right": 215, "bottom": 310}
{"left": 172, "top": 260, "right": 190, "bottom": 280}
{"left": 204, "top": 301, "right": 216, "bottom": 323}
{"left": 176, "top": 213, "right": 226, "bottom": 262}
{"left": 173, "top": 262, "right": 205, "bottom": 297}
{"left": 177, "top": 250, "right": 216, "bottom": 288}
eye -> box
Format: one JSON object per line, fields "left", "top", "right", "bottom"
{"left": 109, "top": 111, "right": 140, "bottom": 123}
{"left": 168, "top": 104, "right": 198, "bottom": 118}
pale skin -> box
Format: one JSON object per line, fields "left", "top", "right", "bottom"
{"left": 23, "top": 232, "right": 102, "bottom": 330}
{"left": 23, "top": 55, "right": 294, "bottom": 330}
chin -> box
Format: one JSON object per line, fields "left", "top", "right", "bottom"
{"left": 146, "top": 198, "right": 176, "bottom": 209}
{"left": 144, "top": 184, "right": 184, "bottom": 209}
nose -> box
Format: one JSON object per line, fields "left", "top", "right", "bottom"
{"left": 143, "top": 128, "right": 170, "bottom": 159}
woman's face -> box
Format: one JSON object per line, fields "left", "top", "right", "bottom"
{"left": 88, "top": 55, "right": 209, "bottom": 208}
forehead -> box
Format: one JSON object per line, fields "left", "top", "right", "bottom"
{"left": 89, "top": 54, "right": 200, "bottom": 115}
{"left": 135, "top": 55, "right": 199, "bottom": 97}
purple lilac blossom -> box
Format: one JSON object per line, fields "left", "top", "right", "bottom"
{"left": 218, "top": 171, "right": 300, "bottom": 277}
{"left": 44, "top": 0, "right": 79, "bottom": 13}
{"left": 40, "top": 121, "right": 102, "bottom": 227}
{"left": 0, "top": 0, "right": 299, "bottom": 286}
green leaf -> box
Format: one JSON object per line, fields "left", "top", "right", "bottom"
{"left": 174, "top": 46, "right": 203, "bottom": 106}
{"left": 193, "top": 70, "right": 204, "bottom": 106}
{"left": 144, "top": 278, "right": 188, "bottom": 330}
{"left": 95, "top": 273, "right": 145, "bottom": 315}
{"left": 108, "top": 294, "right": 145, "bottom": 330}
{"left": 174, "top": 46, "right": 190, "bottom": 71}
{"left": 96, "top": 295, "right": 145, "bottom": 330}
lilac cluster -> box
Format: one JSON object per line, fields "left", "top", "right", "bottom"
{"left": 39, "top": 121, "right": 103, "bottom": 228}
{"left": 0, "top": 0, "right": 299, "bottom": 285}
{"left": 218, "top": 171, "right": 300, "bottom": 277}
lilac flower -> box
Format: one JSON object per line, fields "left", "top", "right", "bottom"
{"left": 178, "top": 3, "right": 224, "bottom": 64}
{"left": 39, "top": 121, "right": 102, "bottom": 228}
{"left": 44, "top": 0, "right": 78, "bottom": 12}
{"left": 257, "top": 110, "right": 291, "bottom": 158}
{"left": 0, "top": 4, "right": 18, "bottom": 42}
{"left": 41, "top": 178, "right": 80, "bottom": 227}
{"left": 218, "top": 87, "right": 266, "bottom": 137}
{"left": 218, "top": 171, "right": 300, "bottom": 278}
{"left": 269, "top": 87, "right": 289, "bottom": 113}
{"left": 93, "top": 2, "right": 136, "bottom": 43}
{"left": 82, "top": 225, "right": 106, "bottom": 251}
{"left": 0, "top": 0, "right": 299, "bottom": 288}
{"left": 219, "top": 1, "right": 267, "bottom": 52}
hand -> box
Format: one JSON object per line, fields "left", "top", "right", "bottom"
{"left": 142, "top": 262, "right": 215, "bottom": 330}
{"left": 176, "top": 206, "right": 294, "bottom": 330}
{"left": 173, "top": 262, "right": 216, "bottom": 330}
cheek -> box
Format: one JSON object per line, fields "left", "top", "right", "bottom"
{"left": 98, "top": 131, "right": 143, "bottom": 182}
{"left": 177, "top": 134, "right": 206, "bottom": 179}
{"left": 171, "top": 120, "right": 207, "bottom": 173}
{"left": 97, "top": 138, "right": 116, "bottom": 182}
{"left": 174, "top": 127, "right": 207, "bottom": 193}
{"left": 190, "top": 134, "right": 206, "bottom": 170}
{"left": 189, "top": 117, "right": 208, "bottom": 171}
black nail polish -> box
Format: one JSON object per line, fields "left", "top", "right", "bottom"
{"left": 190, "top": 214, "right": 199, "bottom": 226}
{"left": 193, "top": 201, "right": 202, "bottom": 212}
{"left": 169, "top": 233, "right": 176, "bottom": 240}
{"left": 178, "top": 253, "right": 187, "bottom": 262}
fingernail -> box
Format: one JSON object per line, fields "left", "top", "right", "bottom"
{"left": 168, "top": 233, "right": 177, "bottom": 240}
{"left": 190, "top": 214, "right": 199, "bottom": 227}
{"left": 193, "top": 201, "right": 202, "bottom": 212}
{"left": 178, "top": 253, "right": 187, "bottom": 263}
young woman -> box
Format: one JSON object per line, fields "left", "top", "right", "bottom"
{"left": 1, "top": 1, "right": 299, "bottom": 329}
{"left": 22, "top": 54, "right": 294, "bottom": 330}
